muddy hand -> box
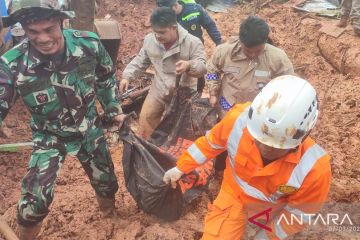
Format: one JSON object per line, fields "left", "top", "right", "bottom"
{"left": 112, "top": 113, "right": 127, "bottom": 129}
{"left": 175, "top": 60, "right": 190, "bottom": 75}
{"left": 119, "top": 79, "right": 130, "bottom": 93}
{"left": 163, "top": 167, "right": 184, "bottom": 189}
{"left": 209, "top": 95, "right": 218, "bottom": 107}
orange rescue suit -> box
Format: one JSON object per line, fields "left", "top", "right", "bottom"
{"left": 176, "top": 103, "right": 331, "bottom": 239}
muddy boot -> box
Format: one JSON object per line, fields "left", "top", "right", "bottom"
{"left": 96, "top": 195, "right": 116, "bottom": 217}
{"left": 18, "top": 222, "right": 42, "bottom": 240}
{"left": 337, "top": 16, "right": 349, "bottom": 27}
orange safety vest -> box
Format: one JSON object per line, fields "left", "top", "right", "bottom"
{"left": 177, "top": 103, "right": 331, "bottom": 239}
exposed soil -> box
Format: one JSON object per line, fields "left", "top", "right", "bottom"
{"left": 1, "top": 0, "right": 360, "bottom": 239}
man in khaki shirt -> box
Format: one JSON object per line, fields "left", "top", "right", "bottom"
{"left": 207, "top": 16, "right": 294, "bottom": 118}
{"left": 121, "top": 7, "right": 206, "bottom": 139}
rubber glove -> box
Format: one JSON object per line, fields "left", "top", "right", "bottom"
{"left": 163, "top": 167, "right": 184, "bottom": 189}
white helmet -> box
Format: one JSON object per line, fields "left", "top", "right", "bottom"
{"left": 247, "top": 75, "right": 319, "bottom": 149}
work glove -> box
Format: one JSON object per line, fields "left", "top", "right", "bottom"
{"left": 163, "top": 167, "right": 184, "bottom": 189}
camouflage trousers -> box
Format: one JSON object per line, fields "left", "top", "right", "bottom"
{"left": 17, "top": 129, "right": 118, "bottom": 226}
{"left": 341, "top": 0, "right": 360, "bottom": 31}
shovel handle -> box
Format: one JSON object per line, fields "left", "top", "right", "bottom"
{"left": 0, "top": 216, "right": 19, "bottom": 240}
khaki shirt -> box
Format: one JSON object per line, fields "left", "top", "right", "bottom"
{"left": 122, "top": 24, "right": 206, "bottom": 103}
{"left": 206, "top": 38, "right": 294, "bottom": 117}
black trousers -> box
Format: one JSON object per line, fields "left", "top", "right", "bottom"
{"left": 215, "top": 151, "right": 228, "bottom": 171}
{"left": 197, "top": 77, "right": 205, "bottom": 93}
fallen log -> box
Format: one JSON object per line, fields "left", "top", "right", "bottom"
{"left": 317, "top": 32, "right": 360, "bottom": 75}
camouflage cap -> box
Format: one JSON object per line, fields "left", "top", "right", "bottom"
{"left": 3, "top": 0, "right": 75, "bottom": 27}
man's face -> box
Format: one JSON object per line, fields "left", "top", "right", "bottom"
{"left": 152, "top": 25, "right": 178, "bottom": 45}
{"left": 254, "top": 139, "right": 292, "bottom": 161}
{"left": 23, "top": 18, "right": 64, "bottom": 55}
{"left": 241, "top": 43, "right": 265, "bottom": 60}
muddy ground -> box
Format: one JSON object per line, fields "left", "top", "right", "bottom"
{"left": 1, "top": 0, "right": 360, "bottom": 239}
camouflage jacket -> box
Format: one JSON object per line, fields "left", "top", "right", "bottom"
{"left": 0, "top": 29, "right": 122, "bottom": 138}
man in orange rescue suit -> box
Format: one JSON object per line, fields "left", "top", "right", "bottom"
{"left": 163, "top": 75, "right": 331, "bottom": 239}
{"left": 207, "top": 16, "right": 294, "bottom": 118}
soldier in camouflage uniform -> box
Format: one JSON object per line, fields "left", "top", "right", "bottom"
{"left": 0, "top": 0, "right": 126, "bottom": 239}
